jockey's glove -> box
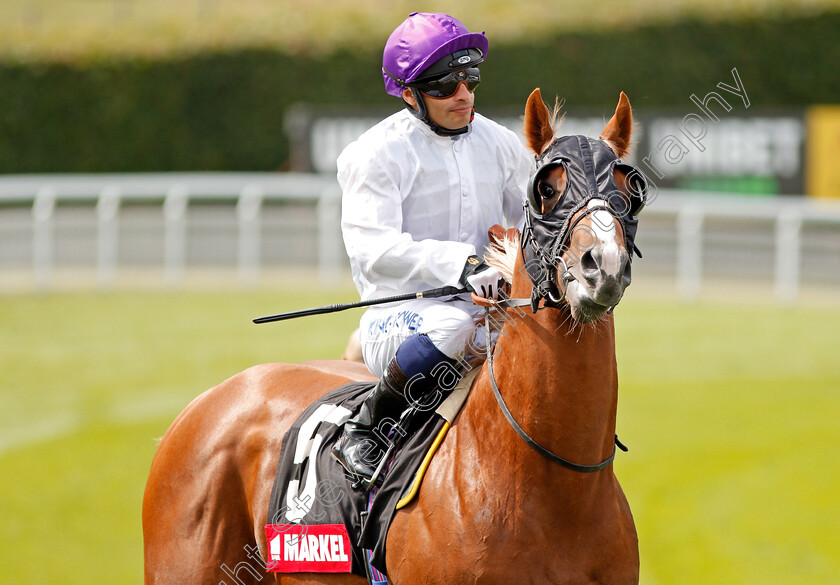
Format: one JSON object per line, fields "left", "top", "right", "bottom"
{"left": 461, "top": 255, "right": 504, "bottom": 300}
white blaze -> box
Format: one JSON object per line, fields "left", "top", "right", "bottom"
{"left": 588, "top": 199, "right": 620, "bottom": 274}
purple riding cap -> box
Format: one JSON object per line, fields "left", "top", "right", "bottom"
{"left": 382, "top": 12, "right": 489, "bottom": 97}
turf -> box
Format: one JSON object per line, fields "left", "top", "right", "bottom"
{"left": 1, "top": 286, "right": 838, "bottom": 584}
{"left": 613, "top": 297, "right": 840, "bottom": 584}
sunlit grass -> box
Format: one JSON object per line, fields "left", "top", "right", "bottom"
{"left": 1, "top": 287, "right": 838, "bottom": 583}
{"left": 613, "top": 298, "right": 840, "bottom": 584}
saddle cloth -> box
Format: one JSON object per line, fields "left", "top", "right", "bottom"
{"left": 265, "top": 369, "right": 477, "bottom": 577}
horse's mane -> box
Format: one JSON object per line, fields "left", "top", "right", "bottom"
{"left": 484, "top": 231, "right": 520, "bottom": 285}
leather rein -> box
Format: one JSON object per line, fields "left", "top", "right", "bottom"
{"left": 480, "top": 301, "right": 627, "bottom": 473}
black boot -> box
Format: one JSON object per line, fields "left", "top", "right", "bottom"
{"left": 331, "top": 357, "right": 409, "bottom": 482}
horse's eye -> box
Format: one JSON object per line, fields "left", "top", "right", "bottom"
{"left": 539, "top": 183, "right": 555, "bottom": 199}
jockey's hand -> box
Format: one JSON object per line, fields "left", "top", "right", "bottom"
{"left": 461, "top": 255, "right": 504, "bottom": 300}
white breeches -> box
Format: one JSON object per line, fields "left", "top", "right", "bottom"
{"left": 358, "top": 298, "right": 489, "bottom": 378}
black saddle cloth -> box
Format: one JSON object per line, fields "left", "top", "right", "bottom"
{"left": 266, "top": 380, "right": 447, "bottom": 577}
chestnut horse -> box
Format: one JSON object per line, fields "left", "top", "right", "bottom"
{"left": 143, "top": 89, "right": 641, "bottom": 584}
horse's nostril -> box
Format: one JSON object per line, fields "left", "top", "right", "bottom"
{"left": 580, "top": 249, "right": 599, "bottom": 282}
{"left": 622, "top": 260, "right": 632, "bottom": 286}
{"left": 581, "top": 250, "right": 597, "bottom": 271}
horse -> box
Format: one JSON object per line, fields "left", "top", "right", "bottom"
{"left": 143, "top": 88, "right": 642, "bottom": 584}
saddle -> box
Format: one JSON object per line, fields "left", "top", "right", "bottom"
{"left": 265, "top": 368, "right": 479, "bottom": 579}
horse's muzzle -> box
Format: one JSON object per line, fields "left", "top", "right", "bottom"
{"left": 576, "top": 242, "right": 630, "bottom": 308}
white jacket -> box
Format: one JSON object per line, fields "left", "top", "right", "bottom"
{"left": 338, "top": 109, "right": 531, "bottom": 301}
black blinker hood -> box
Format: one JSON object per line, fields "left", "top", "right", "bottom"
{"left": 523, "top": 135, "right": 646, "bottom": 266}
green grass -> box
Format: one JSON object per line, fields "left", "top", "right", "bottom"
{"left": 2, "top": 0, "right": 838, "bottom": 62}
{"left": 0, "top": 285, "right": 360, "bottom": 583}
{"left": 1, "top": 286, "right": 839, "bottom": 584}
{"left": 613, "top": 298, "right": 840, "bottom": 584}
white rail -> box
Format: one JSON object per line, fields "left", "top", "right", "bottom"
{"left": 641, "top": 190, "right": 840, "bottom": 301}
{"left": 2, "top": 174, "right": 840, "bottom": 301}
{"left": 0, "top": 172, "right": 343, "bottom": 287}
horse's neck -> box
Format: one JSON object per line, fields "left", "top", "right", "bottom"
{"left": 494, "top": 306, "right": 616, "bottom": 454}
{"left": 462, "top": 302, "right": 619, "bottom": 491}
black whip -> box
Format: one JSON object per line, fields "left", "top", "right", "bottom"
{"left": 252, "top": 286, "right": 468, "bottom": 324}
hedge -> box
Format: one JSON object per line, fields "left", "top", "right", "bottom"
{"left": 0, "top": 13, "right": 837, "bottom": 173}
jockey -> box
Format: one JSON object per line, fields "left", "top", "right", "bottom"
{"left": 332, "top": 12, "right": 531, "bottom": 482}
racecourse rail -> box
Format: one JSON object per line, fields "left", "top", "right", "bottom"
{"left": 1, "top": 172, "right": 840, "bottom": 301}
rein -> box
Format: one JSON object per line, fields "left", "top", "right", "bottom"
{"left": 480, "top": 300, "right": 627, "bottom": 473}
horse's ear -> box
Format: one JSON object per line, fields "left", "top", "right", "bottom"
{"left": 600, "top": 91, "right": 633, "bottom": 158}
{"left": 524, "top": 88, "right": 555, "bottom": 156}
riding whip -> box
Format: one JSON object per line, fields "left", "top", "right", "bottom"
{"left": 252, "top": 286, "right": 468, "bottom": 324}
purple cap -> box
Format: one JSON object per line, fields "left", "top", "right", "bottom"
{"left": 382, "top": 12, "right": 489, "bottom": 97}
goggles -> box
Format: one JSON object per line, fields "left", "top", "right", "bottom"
{"left": 409, "top": 67, "right": 480, "bottom": 98}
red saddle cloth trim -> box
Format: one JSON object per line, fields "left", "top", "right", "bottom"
{"left": 265, "top": 524, "right": 352, "bottom": 573}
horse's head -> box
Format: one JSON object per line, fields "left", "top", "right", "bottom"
{"left": 519, "top": 88, "right": 646, "bottom": 323}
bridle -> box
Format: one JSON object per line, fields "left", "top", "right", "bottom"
{"left": 476, "top": 134, "right": 646, "bottom": 472}
{"left": 521, "top": 199, "right": 627, "bottom": 313}
{"left": 519, "top": 135, "right": 645, "bottom": 314}
{"left": 480, "top": 204, "right": 632, "bottom": 472}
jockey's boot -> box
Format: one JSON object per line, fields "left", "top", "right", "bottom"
{"left": 331, "top": 356, "right": 409, "bottom": 481}
{"left": 331, "top": 333, "right": 462, "bottom": 484}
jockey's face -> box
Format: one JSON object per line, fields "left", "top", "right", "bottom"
{"left": 402, "top": 80, "right": 475, "bottom": 131}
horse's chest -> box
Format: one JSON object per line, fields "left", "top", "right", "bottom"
{"left": 388, "top": 469, "right": 636, "bottom": 584}
{"left": 386, "top": 419, "right": 638, "bottom": 584}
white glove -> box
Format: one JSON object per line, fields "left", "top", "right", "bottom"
{"left": 467, "top": 267, "right": 503, "bottom": 299}
{"left": 461, "top": 255, "right": 504, "bottom": 300}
